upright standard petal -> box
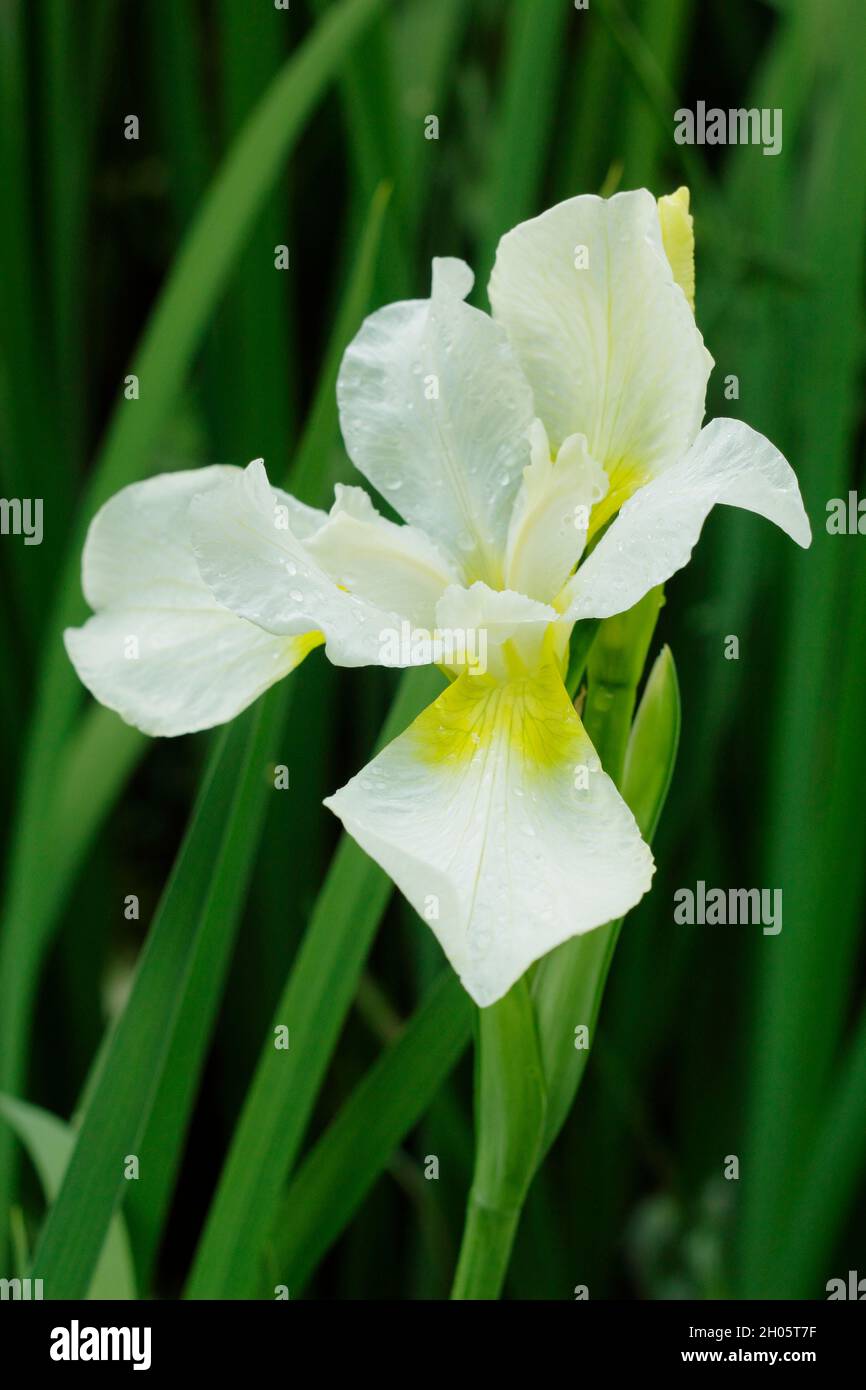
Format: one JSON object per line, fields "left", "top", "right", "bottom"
{"left": 192, "top": 460, "right": 444, "bottom": 669}
{"left": 337, "top": 257, "right": 537, "bottom": 586}
{"left": 657, "top": 186, "right": 695, "bottom": 311}
{"left": 489, "top": 189, "right": 713, "bottom": 528}
{"left": 504, "top": 419, "right": 609, "bottom": 603}
{"left": 564, "top": 417, "right": 812, "bottom": 622}
{"left": 64, "top": 467, "right": 320, "bottom": 737}
{"left": 325, "top": 664, "right": 654, "bottom": 1007}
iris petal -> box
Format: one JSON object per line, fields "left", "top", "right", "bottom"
{"left": 337, "top": 257, "right": 537, "bottom": 586}
{"left": 64, "top": 467, "right": 319, "bottom": 737}
{"left": 564, "top": 417, "right": 812, "bottom": 622}
{"left": 325, "top": 664, "right": 654, "bottom": 1007}
{"left": 489, "top": 190, "right": 713, "bottom": 509}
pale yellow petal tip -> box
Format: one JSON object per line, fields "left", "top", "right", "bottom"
{"left": 658, "top": 186, "right": 695, "bottom": 312}
{"left": 666, "top": 185, "right": 690, "bottom": 214}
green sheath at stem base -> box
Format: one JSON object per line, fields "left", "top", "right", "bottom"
{"left": 450, "top": 1198, "right": 522, "bottom": 1301}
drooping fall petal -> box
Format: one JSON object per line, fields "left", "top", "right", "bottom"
{"left": 563, "top": 417, "right": 812, "bottom": 622}
{"left": 64, "top": 467, "right": 320, "bottom": 737}
{"left": 325, "top": 664, "right": 654, "bottom": 1006}
{"left": 192, "top": 460, "right": 449, "bottom": 669}
{"left": 303, "top": 484, "right": 460, "bottom": 629}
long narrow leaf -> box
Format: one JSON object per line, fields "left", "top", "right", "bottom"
{"left": 0, "top": 1095, "right": 135, "bottom": 1300}
{"left": 29, "top": 689, "right": 288, "bottom": 1297}
{"left": 185, "top": 667, "right": 444, "bottom": 1299}
{"left": 272, "top": 971, "right": 472, "bottom": 1293}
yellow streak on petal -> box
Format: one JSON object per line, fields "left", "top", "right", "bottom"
{"left": 586, "top": 458, "right": 649, "bottom": 540}
{"left": 658, "top": 186, "right": 695, "bottom": 312}
{"left": 409, "top": 664, "right": 590, "bottom": 774}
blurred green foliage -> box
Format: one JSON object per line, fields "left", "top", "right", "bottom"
{"left": 0, "top": 0, "right": 864, "bottom": 1300}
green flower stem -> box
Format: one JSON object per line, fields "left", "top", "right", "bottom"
{"left": 451, "top": 979, "right": 546, "bottom": 1299}
{"left": 450, "top": 1198, "right": 523, "bottom": 1302}
{"left": 582, "top": 585, "right": 664, "bottom": 788}
{"left": 536, "top": 643, "right": 680, "bottom": 1152}
{"left": 452, "top": 587, "right": 672, "bottom": 1299}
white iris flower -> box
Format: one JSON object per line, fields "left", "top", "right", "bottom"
{"left": 65, "top": 188, "right": 811, "bottom": 1006}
